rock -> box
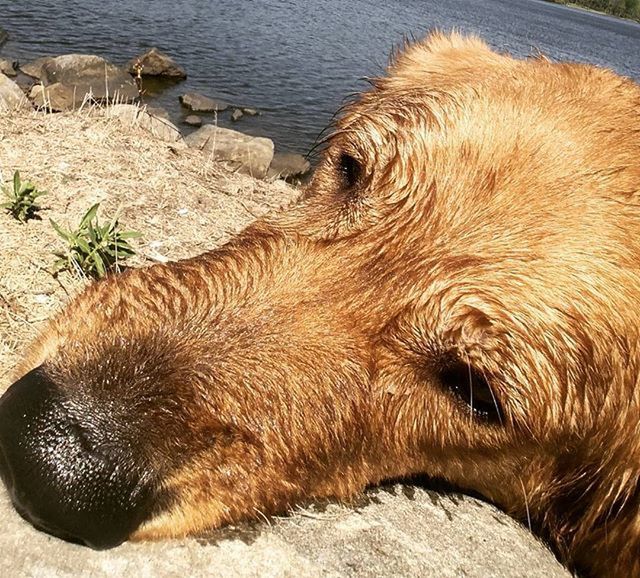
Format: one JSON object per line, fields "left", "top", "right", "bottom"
{"left": 0, "top": 27, "right": 8, "bottom": 48}
{"left": 267, "top": 152, "right": 312, "bottom": 181}
{"left": 242, "top": 107, "right": 260, "bottom": 116}
{"left": 13, "top": 74, "right": 37, "bottom": 93}
{"left": 145, "top": 106, "right": 170, "bottom": 120}
{"left": 106, "top": 104, "right": 183, "bottom": 143}
{"left": 185, "top": 125, "right": 274, "bottom": 179}
{"left": 29, "top": 83, "right": 76, "bottom": 111}
{"left": 23, "top": 55, "right": 138, "bottom": 109}
{"left": 0, "top": 60, "right": 17, "bottom": 77}
{"left": 127, "top": 48, "right": 186, "bottom": 79}
{"left": 179, "top": 92, "right": 229, "bottom": 113}
{"left": 183, "top": 114, "right": 202, "bottom": 127}
{"left": 0, "top": 73, "right": 31, "bottom": 111}
{"left": 45, "top": 55, "right": 138, "bottom": 102}
{"left": 231, "top": 108, "right": 243, "bottom": 122}
{"left": 0, "top": 482, "right": 570, "bottom": 577}
{"left": 20, "top": 57, "right": 51, "bottom": 80}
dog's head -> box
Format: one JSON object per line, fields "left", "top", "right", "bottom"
{"left": 1, "top": 33, "right": 639, "bottom": 577}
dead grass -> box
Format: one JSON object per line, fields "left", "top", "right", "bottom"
{"left": 0, "top": 107, "right": 300, "bottom": 386}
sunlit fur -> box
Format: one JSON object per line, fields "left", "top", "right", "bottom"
{"left": 15, "top": 33, "right": 640, "bottom": 577}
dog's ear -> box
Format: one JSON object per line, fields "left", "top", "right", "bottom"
{"left": 385, "top": 31, "right": 509, "bottom": 90}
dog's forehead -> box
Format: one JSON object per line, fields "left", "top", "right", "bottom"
{"left": 337, "top": 34, "right": 511, "bottom": 127}
{"left": 322, "top": 38, "right": 640, "bottom": 293}
{"left": 336, "top": 39, "right": 639, "bottom": 193}
{"left": 339, "top": 33, "right": 635, "bottom": 152}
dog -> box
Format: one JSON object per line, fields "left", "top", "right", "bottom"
{"left": 1, "top": 32, "right": 639, "bottom": 578}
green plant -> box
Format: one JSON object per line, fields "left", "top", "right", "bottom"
{"left": 1, "top": 170, "right": 47, "bottom": 222}
{"left": 50, "top": 203, "right": 141, "bottom": 279}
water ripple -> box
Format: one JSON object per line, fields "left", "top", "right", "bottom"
{"left": 0, "top": 0, "right": 638, "bottom": 154}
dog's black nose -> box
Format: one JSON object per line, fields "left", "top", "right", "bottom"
{"left": 0, "top": 367, "right": 155, "bottom": 549}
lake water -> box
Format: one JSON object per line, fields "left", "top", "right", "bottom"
{"left": 0, "top": 0, "right": 639, "bottom": 155}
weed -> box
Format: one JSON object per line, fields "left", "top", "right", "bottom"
{"left": 50, "top": 203, "right": 141, "bottom": 279}
{"left": 1, "top": 170, "right": 46, "bottom": 222}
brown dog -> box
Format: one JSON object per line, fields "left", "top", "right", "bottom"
{"left": 1, "top": 32, "right": 639, "bottom": 577}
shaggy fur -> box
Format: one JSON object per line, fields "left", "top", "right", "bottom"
{"left": 11, "top": 33, "right": 640, "bottom": 576}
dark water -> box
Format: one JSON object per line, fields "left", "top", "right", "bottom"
{"left": 0, "top": 0, "right": 639, "bottom": 155}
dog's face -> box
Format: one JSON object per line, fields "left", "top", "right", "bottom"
{"left": 1, "top": 33, "right": 639, "bottom": 576}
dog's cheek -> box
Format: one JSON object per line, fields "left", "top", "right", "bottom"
{"left": 129, "top": 441, "right": 262, "bottom": 539}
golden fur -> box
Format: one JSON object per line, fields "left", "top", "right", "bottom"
{"left": 13, "top": 33, "right": 640, "bottom": 576}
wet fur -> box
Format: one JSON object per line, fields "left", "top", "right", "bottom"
{"left": 15, "top": 33, "right": 640, "bottom": 576}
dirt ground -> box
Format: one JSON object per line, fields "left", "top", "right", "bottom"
{"left": 0, "top": 108, "right": 299, "bottom": 387}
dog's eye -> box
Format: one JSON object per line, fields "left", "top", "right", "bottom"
{"left": 338, "top": 153, "right": 362, "bottom": 189}
{"left": 438, "top": 360, "right": 502, "bottom": 423}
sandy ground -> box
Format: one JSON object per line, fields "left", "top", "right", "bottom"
{"left": 0, "top": 108, "right": 297, "bottom": 386}
{"left": 0, "top": 109, "right": 570, "bottom": 577}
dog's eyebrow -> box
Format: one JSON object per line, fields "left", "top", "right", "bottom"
{"left": 313, "top": 77, "right": 452, "bottom": 168}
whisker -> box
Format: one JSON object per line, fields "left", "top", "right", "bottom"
{"left": 466, "top": 354, "right": 474, "bottom": 422}
{"left": 479, "top": 365, "right": 504, "bottom": 426}
{"left": 519, "top": 477, "right": 532, "bottom": 532}
{"left": 252, "top": 507, "right": 272, "bottom": 527}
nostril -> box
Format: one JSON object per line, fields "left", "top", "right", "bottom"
{"left": 0, "top": 366, "right": 157, "bottom": 549}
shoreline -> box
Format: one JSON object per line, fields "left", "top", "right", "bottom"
{"left": 0, "top": 31, "right": 313, "bottom": 158}
{"left": 0, "top": 47, "right": 313, "bottom": 183}
{"left": 543, "top": 0, "right": 640, "bottom": 22}
{"left": 2, "top": 4, "right": 639, "bottom": 161}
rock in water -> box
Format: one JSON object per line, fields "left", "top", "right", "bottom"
{"left": 0, "top": 28, "right": 8, "bottom": 48}
{"left": 179, "top": 92, "right": 229, "bottom": 113}
{"left": 127, "top": 48, "right": 187, "bottom": 80}
{"left": 231, "top": 108, "right": 244, "bottom": 122}
{"left": 183, "top": 115, "right": 203, "bottom": 127}
{"left": 267, "top": 152, "right": 312, "bottom": 181}
{"left": 185, "top": 125, "right": 274, "bottom": 179}
{"left": 145, "top": 106, "right": 170, "bottom": 120}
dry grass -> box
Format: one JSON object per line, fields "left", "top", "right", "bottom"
{"left": 0, "top": 107, "right": 300, "bottom": 386}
